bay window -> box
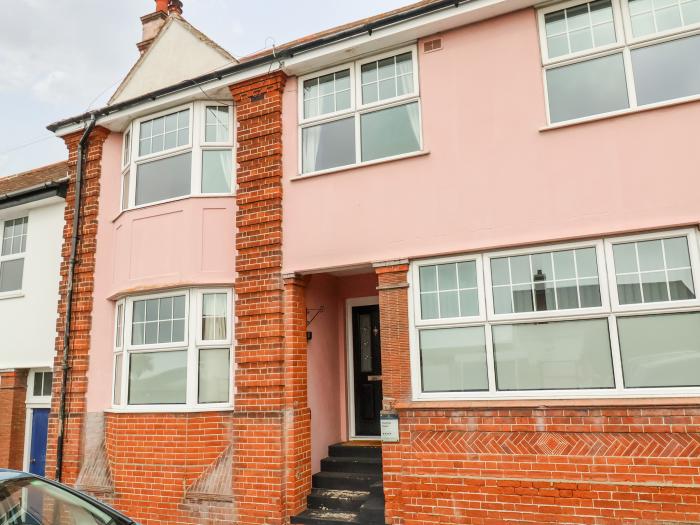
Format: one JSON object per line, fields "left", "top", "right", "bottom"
{"left": 112, "top": 288, "right": 233, "bottom": 409}
{"left": 299, "top": 46, "right": 422, "bottom": 175}
{"left": 539, "top": 0, "right": 700, "bottom": 124}
{"left": 120, "top": 102, "right": 234, "bottom": 210}
{"left": 0, "top": 217, "right": 28, "bottom": 294}
{"left": 411, "top": 229, "right": 700, "bottom": 399}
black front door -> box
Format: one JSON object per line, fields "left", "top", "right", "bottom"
{"left": 351, "top": 304, "right": 382, "bottom": 437}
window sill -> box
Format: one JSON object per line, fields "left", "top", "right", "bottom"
{"left": 112, "top": 193, "right": 235, "bottom": 223}
{"left": 540, "top": 93, "right": 700, "bottom": 132}
{"left": 293, "top": 150, "right": 430, "bottom": 181}
{"left": 397, "top": 395, "right": 700, "bottom": 410}
{"left": 0, "top": 291, "right": 24, "bottom": 301}
{"left": 106, "top": 405, "right": 234, "bottom": 414}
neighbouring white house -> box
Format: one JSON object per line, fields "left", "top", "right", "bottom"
{"left": 0, "top": 160, "right": 68, "bottom": 477}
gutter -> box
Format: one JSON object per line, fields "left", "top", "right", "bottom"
{"left": 0, "top": 179, "right": 69, "bottom": 211}
{"left": 55, "top": 114, "right": 96, "bottom": 482}
{"left": 47, "top": 0, "right": 469, "bottom": 133}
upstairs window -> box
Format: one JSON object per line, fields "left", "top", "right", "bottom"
{"left": 121, "top": 102, "right": 234, "bottom": 210}
{"left": 539, "top": 0, "right": 700, "bottom": 124}
{"left": 0, "top": 217, "right": 28, "bottom": 295}
{"left": 299, "top": 46, "right": 422, "bottom": 175}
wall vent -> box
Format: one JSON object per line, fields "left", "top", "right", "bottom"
{"left": 423, "top": 38, "right": 443, "bottom": 53}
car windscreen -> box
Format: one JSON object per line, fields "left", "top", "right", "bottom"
{"left": 0, "top": 477, "right": 117, "bottom": 525}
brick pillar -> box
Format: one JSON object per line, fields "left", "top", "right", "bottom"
{"left": 0, "top": 369, "right": 28, "bottom": 470}
{"left": 230, "top": 71, "right": 288, "bottom": 525}
{"left": 282, "top": 274, "right": 311, "bottom": 517}
{"left": 46, "top": 126, "right": 110, "bottom": 484}
{"left": 374, "top": 260, "right": 411, "bottom": 525}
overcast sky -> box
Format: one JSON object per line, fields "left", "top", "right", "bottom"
{"left": 0, "top": 0, "right": 409, "bottom": 177}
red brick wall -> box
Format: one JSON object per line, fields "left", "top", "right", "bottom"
{"left": 376, "top": 262, "right": 700, "bottom": 524}
{"left": 231, "top": 71, "right": 312, "bottom": 525}
{"left": 0, "top": 369, "right": 28, "bottom": 470}
{"left": 46, "top": 126, "right": 110, "bottom": 483}
{"left": 105, "top": 411, "right": 234, "bottom": 525}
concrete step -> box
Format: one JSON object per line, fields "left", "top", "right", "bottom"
{"left": 290, "top": 509, "right": 360, "bottom": 525}
{"left": 320, "top": 456, "right": 382, "bottom": 475}
{"left": 358, "top": 495, "right": 386, "bottom": 525}
{"left": 312, "top": 471, "right": 381, "bottom": 491}
{"left": 307, "top": 488, "right": 370, "bottom": 512}
{"left": 328, "top": 443, "right": 382, "bottom": 459}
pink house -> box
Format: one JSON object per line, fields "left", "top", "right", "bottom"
{"left": 41, "top": 0, "right": 700, "bottom": 523}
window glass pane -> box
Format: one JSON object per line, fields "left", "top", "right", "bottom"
{"left": 683, "top": 0, "right": 700, "bottom": 24}
{"left": 135, "top": 152, "right": 192, "bottom": 205}
{"left": 205, "top": 106, "right": 229, "bottom": 142}
{"left": 303, "top": 70, "right": 352, "bottom": 119}
{"left": 139, "top": 109, "right": 189, "bottom": 156}
{"left": 199, "top": 348, "right": 230, "bottom": 403}
{"left": 493, "top": 319, "right": 615, "bottom": 390}
{"left": 202, "top": 150, "right": 232, "bottom": 193}
{"left": 121, "top": 170, "right": 130, "bottom": 210}
{"left": 42, "top": 372, "right": 53, "bottom": 397}
{"left": 629, "top": 0, "right": 698, "bottom": 35}
{"left": 202, "top": 292, "right": 227, "bottom": 340}
{"left": 131, "top": 295, "right": 186, "bottom": 345}
{"left": 0, "top": 259, "right": 24, "bottom": 292}
{"left": 618, "top": 312, "right": 700, "bottom": 387}
{"left": 114, "top": 354, "right": 122, "bottom": 404}
{"left": 613, "top": 236, "right": 695, "bottom": 305}
{"left": 546, "top": 53, "right": 629, "bottom": 123}
{"left": 490, "top": 247, "right": 601, "bottom": 314}
{"left": 360, "top": 102, "right": 420, "bottom": 162}
{"left": 129, "top": 350, "right": 187, "bottom": 404}
{"left": 420, "top": 327, "right": 489, "bottom": 392}
{"left": 302, "top": 117, "right": 355, "bottom": 173}
{"left": 544, "top": 0, "right": 615, "bottom": 58}
{"left": 2, "top": 217, "right": 28, "bottom": 256}
{"left": 419, "top": 260, "right": 479, "bottom": 319}
{"left": 632, "top": 34, "right": 700, "bottom": 106}
{"left": 33, "top": 372, "right": 44, "bottom": 397}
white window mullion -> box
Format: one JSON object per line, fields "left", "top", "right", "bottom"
{"left": 621, "top": 46, "right": 639, "bottom": 108}
{"left": 186, "top": 290, "right": 198, "bottom": 406}
{"left": 607, "top": 313, "right": 626, "bottom": 391}
{"left": 484, "top": 323, "right": 497, "bottom": 393}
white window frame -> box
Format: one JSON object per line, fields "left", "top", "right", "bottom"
{"left": 605, "top": 228, "right": 700, "bottom": 312}
{"left": 409, "top": 228, "right": 700, "bottom": 401}
{"left": 0, "top": 216, "right": 28, "bottom": 298}
{"left": 27, "top": 369, "right": 53, "bottom": 405}
{"left": 539, "top": 0, "right": 700, "bottom": 125}
{"left": 112, "top": 288, "right": 234, "bottom": 411}
{"left": 297, "top": 45, "right": 423, "bottom": 176}
{"left": 122, "top": 101, "right": 235, "bottom": 210}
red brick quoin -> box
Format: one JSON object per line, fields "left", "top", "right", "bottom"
{"left": 0, "top": 369, "right": 29, "bottom": 470}
{"left": 375, "top": 263, "right": 700, "bottom": 524}
{"left": 45, "top": 126, "right": 110, "bottom": 485}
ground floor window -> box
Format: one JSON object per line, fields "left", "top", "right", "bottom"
{"left": 410, "top": 228, "right": 700, "bottom": 399}
{"left": 112, "top": 288, "right": 233, "bottom": 409}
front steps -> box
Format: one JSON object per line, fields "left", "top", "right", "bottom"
{"left": 291, "top": 443, "right": 386, "bottom": 525}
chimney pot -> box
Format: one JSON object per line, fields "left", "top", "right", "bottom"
{"left": 155, "top": 0, "right": 168, "bottom": 12}
{"left": 168, "top": 0, "right": 183, "bottom": 15}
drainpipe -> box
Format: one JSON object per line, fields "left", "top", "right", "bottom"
{"left": 55, "top": 114, "right": 96, "bottom": 482}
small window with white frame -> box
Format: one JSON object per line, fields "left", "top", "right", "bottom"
{"left": 539, "top": 0, "right": 700, "bottom": 124}
{"left": 410, "top": 228, "right": 700, "bottom": 399}
{"left": 29, "top": 370, "right": 53, "bottom": 402}
{"left": 120, "top": 101, "right": 234, "bottom": 210}
{"left": 0, "top": 216, "right": 28, "bottom": 295}
{"left": 299, "top": 46, "right": 422, "bottom": 175}
{"left": 112, "top": 288, "right": 233, "bottom": 409}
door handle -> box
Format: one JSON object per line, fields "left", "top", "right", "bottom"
{"left": 367, "top": 375, "right": 382, "bottom": 381}
{"left": 30, "top": 459, "right": 36, "bottom": 464}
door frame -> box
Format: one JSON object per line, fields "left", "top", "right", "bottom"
{"left": 23, "top": 369, "right": 52, "bottom": 473}
{"left": 345, "top": 296, "right": 380, "bottom": 440}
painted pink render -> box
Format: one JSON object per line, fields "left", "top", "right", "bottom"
{"left": 87, "top": 134, "right": 236, "bottom": 412}
{"left": 281, "top": 8, "right": 700, "bottom": 274}
{"left": 305, "top": 273, "right": 378, "bottom": 473}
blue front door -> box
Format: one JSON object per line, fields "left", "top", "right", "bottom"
{"left": 29, "top": 408, "right": 49, "bottom": 476}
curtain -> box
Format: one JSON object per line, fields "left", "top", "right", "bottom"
{"left": 302, "top": 126, "right": 321, "bottom": 173}
{"left": 406, "top": 101, "right": 420, "bottom": 147}
{"left": 202, "top": 316, "right": 227, "bottom": 340}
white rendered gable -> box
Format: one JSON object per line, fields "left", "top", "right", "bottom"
{"left": 110, "top": 17, "right": 235, "bottom": 105}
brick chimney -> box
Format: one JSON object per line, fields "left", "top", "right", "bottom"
{"left": 137, "top": 0, "right": 183, "bottom": 54}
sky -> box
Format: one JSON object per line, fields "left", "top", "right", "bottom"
{"left": 0, "top": 0, "right": 410, "bottom": 177}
